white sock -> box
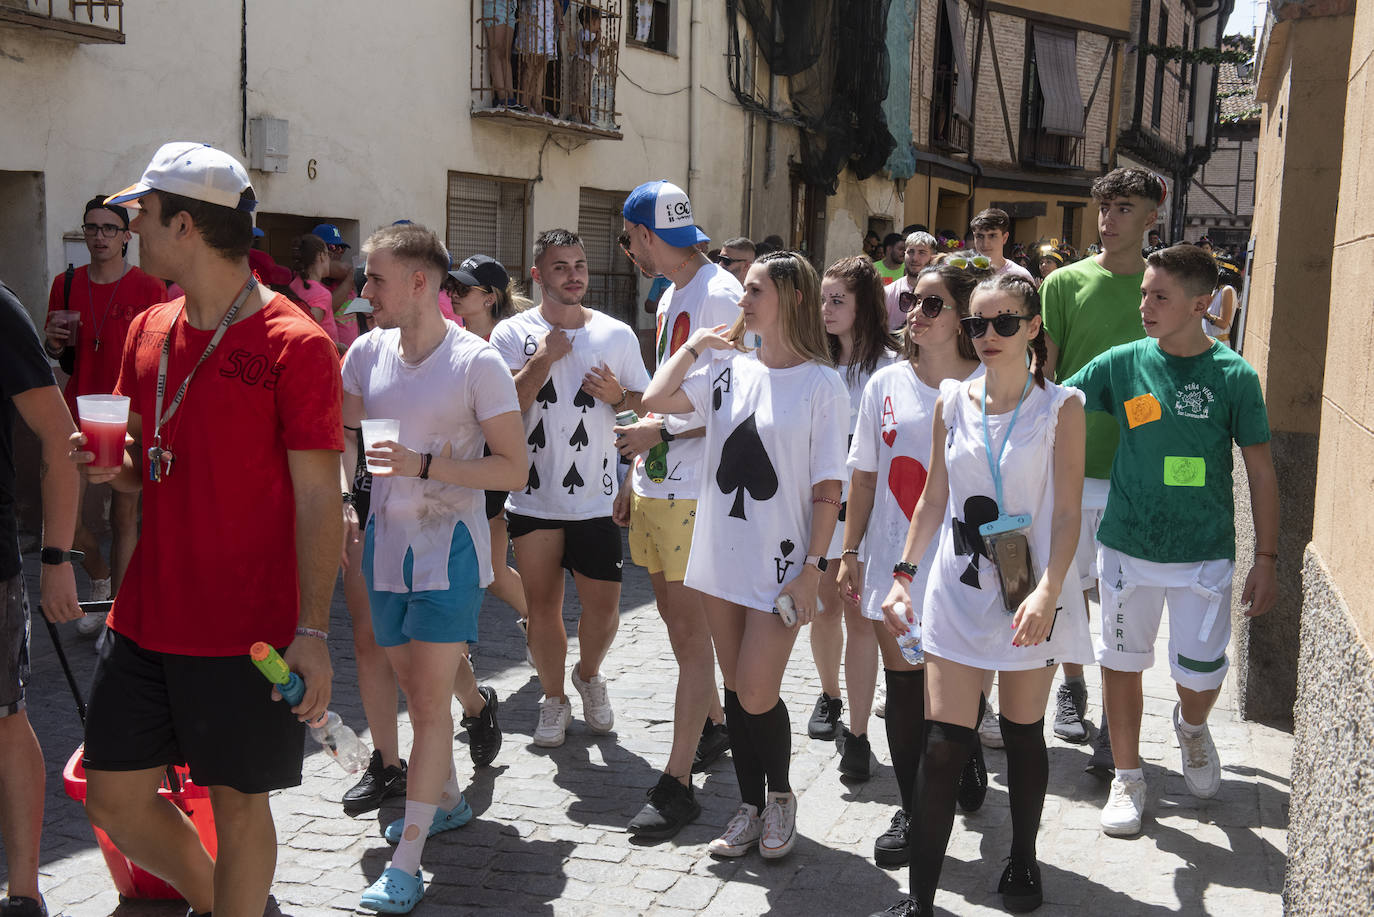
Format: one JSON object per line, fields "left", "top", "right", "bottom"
{"left": 390, "top": 801, "right": 437, "bottom": 875}
{"left": 1116, "top": 767, "right": 1145, "bottom": 783}
{"left": 1178, "top": 713, "right": 1206, "bottom": 735}
{"left": 439, "top": 758, "right": 463, "bottom": 811}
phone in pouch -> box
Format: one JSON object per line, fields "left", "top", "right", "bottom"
{"left": 980, "top": 514, "right": 1036, "bottom": 614}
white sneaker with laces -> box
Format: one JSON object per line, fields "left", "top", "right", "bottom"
{"left": 978, "top": 703, "right": 1003, "bottom": 749}
{"left": 759, "top": 791, "right": 797, "bottom": 859}
{"left": 1173, "top": 703, "right": 1221, "bottom": 798}
{"left": 1100, "top": 773, "right": 1146, "bottom": 836}
{"left": 75, "top": 611, "right": 106, "bottom": 636}
{"left": 571, "top": 665, "right": 614, "bottom": 733}
{"left": 532, "top": 695, "right": 572, "bottom": 747}
{"left": 708, "top": 803, "right": 762, "bottom": 857}
{"left": 874, "top": 680, "right": 887, "bottom": 718}
{"left": 516, "top": 617, "right": 534, "bottom": 667}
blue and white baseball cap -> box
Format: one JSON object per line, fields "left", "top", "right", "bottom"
{"left": 622, "top": 180, "right": 709, "bottom": 248}
{"left": 107, "top": 142, "right": 255, "bottom": 212}
{"left": 312, "top": 223, "right": 348, "bottom": 248}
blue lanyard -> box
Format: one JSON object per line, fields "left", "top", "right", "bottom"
{"left": 981, "top": 374, "right": 1033, "bottom": 514}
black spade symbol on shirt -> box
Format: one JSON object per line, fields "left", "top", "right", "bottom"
{"left": 780, "top": 539, "right": 795, "bottom": 557}
{"left": 536, "top": 379, "right": 557, "bottom": 409}
{"left": 562, "top": 463, "right": 584, "bottom": 494}
{"left": 528, "top": 419, "right": 546, "bottom": 453}
{"left": 716, "top": 412, "right": 777, "bottom": 520}
{"left": 526, "top": 462, "right": 541, "bottom": 494}
{"left": 569, "top": 419, "right": 589, "bottom": 452}
{"left": 951, "top": 495, "right": 999, "bottom": 589}
{"left": 573, "top": 387, "right": 596, "bottom": 413}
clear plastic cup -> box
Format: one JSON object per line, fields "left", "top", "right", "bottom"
{"left": 76, "top": 395, "right": 130, "bottom": 468}
{"left": 50, "top": 309, "right": 81, "bottom": 350}
{"left": 360, "top": 419, "right": 400, "bottom": 473}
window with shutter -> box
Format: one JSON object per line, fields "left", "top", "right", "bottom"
{"left": 577, "top": 187, "right": 637, "bottom": 327}
{"left": 446, "top": 172, "right": 531, "bottom": 288}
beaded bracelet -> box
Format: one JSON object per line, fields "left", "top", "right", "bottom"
{"left": 841, "top": 548, "right": 860, "bottom": 557}
{"left": 295, "top": 626, "right": 329, "bottom": 641}
{"left": 813, "top": 497, "right": 842, "bottom": 508}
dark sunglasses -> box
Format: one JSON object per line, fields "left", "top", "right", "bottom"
{"left": 959, "top": 313, "right": 1035, "bottom": 339}
{"left": 714, "top": 255, "right": 748, "bottom": 268}
{"left": 898, "top": 292, "right": 951, "bottom": 317}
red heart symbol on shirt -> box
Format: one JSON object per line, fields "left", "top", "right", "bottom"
{"left": 882, "top": 428, "right": 897, "bottom": 447}
{"left": 888, "top": 456, "right": 927, "bottom": 520}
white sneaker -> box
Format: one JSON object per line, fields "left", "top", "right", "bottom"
{"left": 1101, "top": 773, "right": 1146, "bottom": 836}
{"left": 759, "top": 791, "right": 798, "bottom": 859}
{"left": 75, "top": 611, "right": 106, "bottom": 636}
{"left": 708, "top": 803, "right": 761, "bottom": 857}
{"left": 979, "top": 702, "right": 1003, "bottom": 749}
{"left": 874, "top": 680, "right": 887, "bottom": 718}
{"left": 571, "top": 665, "right": 614, "bottom": 733}
{"left": 1173, "top": 703, "right": 1221, "bottom": 799}
{"left": 89, "top": 577, "right": 111, "bottom": 602}
{"left": 532, "top": 695, "right": 572, "bottom": 747}
{"left": 516, "top": 617, "right": 534, "bottom": 667}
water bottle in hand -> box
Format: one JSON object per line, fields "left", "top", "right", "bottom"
{"left": 895, "top": 602, "right": 923, "bottom": 664}
{"left": 309, "top": 711, "right": 371, "bottom": 773}
{"left": 776, "top": 594, "right": 797, "bottom": 627}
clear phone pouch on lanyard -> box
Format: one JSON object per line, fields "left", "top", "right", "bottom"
{"left": 980, "top": 513, "right": 1037, "bottom": 613}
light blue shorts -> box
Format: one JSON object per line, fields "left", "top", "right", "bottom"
{"left": 362, "top": 519, "right": 484, "bottom": 647}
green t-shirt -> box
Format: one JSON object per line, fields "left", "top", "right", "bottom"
{"left": 1041, "top": 257, "right": 1147, "bottom": 479}
{"left": 875, "top": 260, "right": 905, "bottom": 285}
{"left": 1066, "top": 338, "right": 1270, "bottom": 563}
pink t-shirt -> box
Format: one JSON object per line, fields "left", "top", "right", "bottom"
{"left": 290, "top": 276, "right": 340, "bottom": 342}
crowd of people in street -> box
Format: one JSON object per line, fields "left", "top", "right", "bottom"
{"left": 0, "top": 144, "right": 1279, "bottom": 917}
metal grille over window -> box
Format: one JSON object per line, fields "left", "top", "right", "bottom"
{"left": 577, "top": 188, "right": 637, "bottom": 328}
{"left": 471, "top": 0, "right": 622, "bottom": 134}
{"left": 446, "top": 172, "right": 531, "bottom": 287}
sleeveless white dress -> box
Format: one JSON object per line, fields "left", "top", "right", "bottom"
{"left": 920, "top": 377, "right": 1094, "bottom": 670}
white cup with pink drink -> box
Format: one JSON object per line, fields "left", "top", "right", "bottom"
{"left": 76, "top": 395, "right": 131, "bottom": 468}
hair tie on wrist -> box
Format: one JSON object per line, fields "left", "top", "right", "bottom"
{"left": 419, "top": 452, "right": 433, "bottom": 480}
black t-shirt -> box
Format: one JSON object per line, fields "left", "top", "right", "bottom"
{"left": 0, "top": 282, "right": 58, "bottom": 580}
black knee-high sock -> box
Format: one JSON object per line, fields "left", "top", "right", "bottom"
{"left": 883, "top": 668, "right": 926, "bottom": 812}
{"left": 910, "top": 720, "right": 977, "bottom": 908}
{"left": 724, "top": 688, "right": 766, "bottom": 810}
{"left": 970, "top": 692, "right": 988, "bottom": 783}
{"left": 746, "top": 698, "right": 792, "bottom": 795}
{"left": 1000, "top": 715, "right": 1048, "bottom": 861}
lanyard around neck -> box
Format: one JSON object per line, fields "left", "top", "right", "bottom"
{"left": 980, "top": 374, "right": 1034, "bottom": 513}
{"left": 152, "top": 278, "right": 257, "bottom": 445}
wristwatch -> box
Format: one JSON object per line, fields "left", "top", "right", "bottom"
{"left": 659, "top": 422, "right": 676, "bottom": 443}
{"left": 41, "top": 547, "right": 85, "bottom": 565}
{"left": 803, "top": 554, "right": 828, "bottom": 572}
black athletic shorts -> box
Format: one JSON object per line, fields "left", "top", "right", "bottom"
{"left": 506, "top": 512, "right": 623, "bottom": 582}
{"left": 83, "top": 630, "right": 305, "bottom": 794}
{"left": 485, "top": 490, "right": 508, "bottom": 521}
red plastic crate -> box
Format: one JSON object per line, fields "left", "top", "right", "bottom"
{"left": 62, "top": 746, "right": 219, "bottom": 900}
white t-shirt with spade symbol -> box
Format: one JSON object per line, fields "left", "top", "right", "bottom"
{"left": 490, "top": 307, "right": 651, "bottom": 521}
{"left": 677, "top": 351, "right": 849, "bottom": 612}
{"left": 847, "top": 360, "right": 982, "bottom": 621}
{"left": 341, "top": 321, "right": 520, "bottom": 592}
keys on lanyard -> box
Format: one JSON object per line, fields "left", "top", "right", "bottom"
{"left": 147, "top": 439, "right": 175, "bottom": 482}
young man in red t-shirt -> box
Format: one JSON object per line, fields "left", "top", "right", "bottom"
{"left": 44, "top": 197, "right": 166, "bottom": 629}
{"left": 70, "top": 142, "right": 342, "bottom": 917}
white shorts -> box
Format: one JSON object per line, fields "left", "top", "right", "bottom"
{"left": 1094, "top": 544, "right": 1235, "bottom": 692}
{"left": 1073, "top": 478, "right": 1111, "bottom": 591}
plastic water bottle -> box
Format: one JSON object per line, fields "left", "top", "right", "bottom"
{"left": 250, "top": 642, "right": 372, "bottom": 774}
{"left": 776, "top": 594, "right": 797, "bottom": 627}
{"left": 894, "top": 602, "right": 923, "bottom": 664}
{"left": 309, "top": 711, "right": 371, "bottom": 773}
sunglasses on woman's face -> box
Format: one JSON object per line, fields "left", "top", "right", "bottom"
{"left": 898, "top": 292, "right": 951, "bottom": 318}
{"left": 959, "top": 313, "right": 1035, "bottom": 339}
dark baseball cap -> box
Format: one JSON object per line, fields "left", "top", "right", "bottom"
{"left": 449, "top": 254, "right": 509, "bottom": 291}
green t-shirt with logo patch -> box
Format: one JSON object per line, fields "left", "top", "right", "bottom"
{"left": 1041, "top": 257, "right": 1147, "bottom": 479}
{"left": 1066, "top": 338, "right": 1270, "bottom": 563}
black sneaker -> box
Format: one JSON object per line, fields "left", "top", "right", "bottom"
{"left": 957, "top": 743, "right": 988, "bottom": 812}
{"left": 998, "top": 855, "right": 1044, "bottom": 913}
{"left": 342, "top": 750, "right": 407, "bottom": 815}
{"left": 461, "top": 685, "right": 502, "bottom": 768}
{"left": 867, "top": 897, "right": 928, "bottom": 917}
{"left": 838, "top": 728, "right": 871, "bottom": 780}
{"left": 807, "top": 692, "right": 843, "bottom": 740}
{"left": 873, "top": 808, "right": 910, "bottom": 867}
{"left": 1052, "top": 681, "right": 1089, "bottom": 744}
{"left": 0, "top": 897, "right": 47, "bottom": 917}
{"left": 692, "top": 720, "right": 730, "bottom": 773}
{"left": 627, "top": 773, "right": 701, "bottom": 839}
{"left": 1085, "top": 714, "right": 1115, "bottom": 779}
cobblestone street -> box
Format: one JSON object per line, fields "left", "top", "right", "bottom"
{"left": 10, "top": 545, "right": 1290, "bottom": 916}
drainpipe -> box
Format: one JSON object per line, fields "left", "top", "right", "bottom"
{"left": 688, "top": 0, "right": 701, "bottom": 199}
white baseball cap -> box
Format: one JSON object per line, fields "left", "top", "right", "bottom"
{"left": 107, "top": 142, "right": 256, "bottom": 212}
